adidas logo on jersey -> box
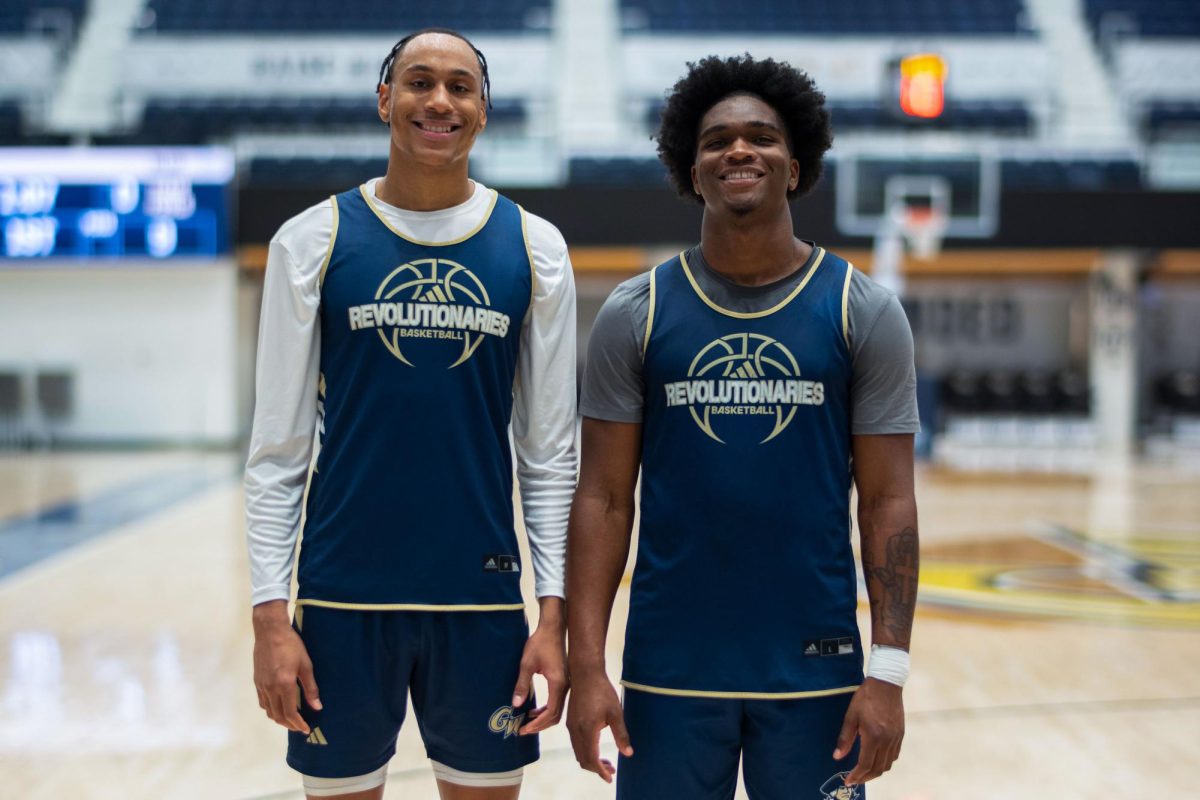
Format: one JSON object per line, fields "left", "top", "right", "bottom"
{"left": 306, "top": 727, "right": 328, "bottom": 745}
{"left": 482, "top": 554, "right": 520, "bottom": 573}
{"left": 804, "top": 642, "right": 820, "bottom": 656}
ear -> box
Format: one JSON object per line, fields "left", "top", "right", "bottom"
{"left": 788, "top": 157, "right": 800, "bottom": 192}
{"left": 478, "top": 97, "right": 487, "bottom": 133}
{"left": 377, "top": 83, "right": 391, "bottom": 125}
{"left": 690, "top": 163, "right": 701, "bottom": 195}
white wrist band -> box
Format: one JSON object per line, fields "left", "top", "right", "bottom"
{"left": 865, "top": 644, "right": 910, "bottom": 687}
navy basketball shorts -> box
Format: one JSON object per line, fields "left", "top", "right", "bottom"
{"left": 617, "top": 689, "right": 863, "bottom": 800}
{"left": 286, "top": 606, "right": 539, "bottom": 781}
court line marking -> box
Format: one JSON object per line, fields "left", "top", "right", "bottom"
{"left": 0, "top": 465, "right": 235, "bottom": 581}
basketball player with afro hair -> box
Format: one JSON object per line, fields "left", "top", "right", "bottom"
{"left": 246, "top": 28, "right": 576, "bottom": 800}
{"left": 566, "top": 54, "right": 921, "bottom": 799}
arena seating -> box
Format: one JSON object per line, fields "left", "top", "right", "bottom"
{"left": 620, "top": 0, "right": 1029, "bottom": 34}
{"left": 0, "top": 102, "right": 22, "bottom": 145}
{"left": 1001, "top": 157, "right": 1142, "bottom": 189}
{"left": 1143, "top": 102, "right": 1200, "bottom": 140}
{"left": 121, "top": 97, "right": 527, "bottom": 145}
{"left": 1155, "top": 370, "right": 1200, "bottom": 415}
{"left": 1084, "top": 0, "right": 1200, "bottom": 37}
{"left": 0, "top": 0, "right": 86, "bottom": 34}
{"left": 142, "top": 0, "right": 550, "bottom": 33}
{"left": 939, "top": 369, "right": 1090, "bottom": 417}
{"left": 643, "top": 99, "right": 1034, "bottom": 137}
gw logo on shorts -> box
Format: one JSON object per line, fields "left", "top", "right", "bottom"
{"left": 820, "top": 772, "right": 863, "bottom": 800}
{"left": 348, "top": 257, "right": 511, "bottom": 369}
{"left": 664, "top": 332, "right": 824, "bottom": 444}
{"left": 488, "top": 705, "right": 525, "bottom": 739}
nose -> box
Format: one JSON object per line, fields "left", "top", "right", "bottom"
{"left": 724, "top": 138, "right": 756, "bottom": 162}
{"left": 425, "top": 83, "right": 453, "bottom": 114}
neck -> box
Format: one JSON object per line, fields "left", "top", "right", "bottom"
{"left": 375, "top": 158, "right": 473, "bottom": 212}
{"left": 699, "top": 200, "right": 811, "bottom": 286}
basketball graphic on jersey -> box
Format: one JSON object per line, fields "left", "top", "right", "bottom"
{"left": 663, "top": 332, "right": 825, "bottom": 444}
{"left": 346, "top": 257, "right": 512, "bottom": 368}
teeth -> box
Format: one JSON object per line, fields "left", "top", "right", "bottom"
{"left": 724, "top": 171, "right": 760, "bottom": 180}
{"left": 421, "top": 123, "right": 453, "bottom": 133}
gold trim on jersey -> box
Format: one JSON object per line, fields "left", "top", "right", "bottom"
{"left": 359, "top": 184, "right": 498, "bottom": 247}
{"left": 642, "top": 263, "right": 659, "bottom": 358}
{"left": 518, "top": 205, "right": 537, "bottom": 307}
{"left": 295, "top": 599, "right": 525, "bottom": 612}
{"left": 318, "top": 195, "right": 340, "bottom": 288}
{"left": 678, "top": 247, "right": 826, "bottom": 320}
{"left": 294, "top": 604, "right": 305, "bottom": 632}
{"left": 620, "top": 680, "right": 860, "bottom": 700}
{"left": 841, "top": 262, "right": 854, "bottom": 351}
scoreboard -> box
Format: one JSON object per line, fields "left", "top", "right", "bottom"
{"left": 0, "top": 147, "right": 234, "bottom": 261}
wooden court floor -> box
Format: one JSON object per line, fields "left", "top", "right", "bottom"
{"left": 0, "top": 450, "right": 1197, "bottom": 799}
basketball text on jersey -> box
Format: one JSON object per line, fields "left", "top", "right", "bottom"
{"left": 488, "top": 706, "right": 525, "bottom": 739}
{"left": 347, "top": 257, "right": 512, "bottom": 368}
{"left": 663, "top": 332, "right": 825, "bottom": 443}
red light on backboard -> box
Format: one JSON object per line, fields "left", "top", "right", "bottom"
{"left": 899, "top": 53, "right": 947, "bottom": 118}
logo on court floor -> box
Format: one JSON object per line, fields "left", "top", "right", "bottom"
{"left": 917, "top": 522, "right": 1200, "bottom": 629}
{"left": 488, "top": 705, "right": 524, "bottom": 739}
{"left": 348, "top": 257, "right": 511, "bottom": 368}
{"left": 664, "top": 333, "right": 824, "bottom": 444}
{"left": 819, "top": 772, "right": 862, "bottom": 800}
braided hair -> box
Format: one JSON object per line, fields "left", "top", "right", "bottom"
{"left": 376, "top": 27, "right": 492, "bottom": 110}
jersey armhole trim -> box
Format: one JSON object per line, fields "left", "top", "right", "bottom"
{"left": 517, "top": 204, "right": 537, "bottom": 309}
{"left": 841, "top": 261, "right": 855, "bottom": 352}
{"left": 295, "top": 599, "right": 526, "bottom": 612}
{"left": 679, "top": 247, "right": 826, "bottom": 319}
{"left": 318, "top": 195, "right": 339, "bottom": 289}
{"left": 642, "top": 263, "right": 658, "bottom": 358}
{"left": 620, "top": 680, "right": 860, "bottom": 700}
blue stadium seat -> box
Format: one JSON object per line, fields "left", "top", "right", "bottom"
{"left": 0, "top": 0, "right": 86, "bottom": 34}
{"left": 1144, "top": 102, "right": 1200, "bottom": 139}
{"left": 567, "top": 157, "right": 670, "bottom": 186}
{"left": 1084, "top": 0, "right": 1200, "bottom": 38}
{"left": 620, "top": 0, "right": 1028, "bottom": 34}
{"left": 143, "top": 0, "right": 549, "bottom": 33}
{"left": 0, "top": 102, "right": 22, "bottom": 144}
{"left": 130, "top": 97, "right": 526, "bottom": 144}
{"left": 647, "top": 99, "right": 1033, "bottom": 135}
{"left": 1001, "top": 158, "right": 1142, "bottom": 190}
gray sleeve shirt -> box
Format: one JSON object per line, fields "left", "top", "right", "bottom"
{"left": 580, "top": 244, "right": 920, "bottom": 435}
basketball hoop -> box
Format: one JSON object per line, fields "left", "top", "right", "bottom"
{"left": 900, "top": 206, "right": 946, "bottom": 261}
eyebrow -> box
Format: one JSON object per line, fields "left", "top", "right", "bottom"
{"left": 401, "top": 64, "right": 478, "bottom": 81}
{"left": 698, "top": 121, "right": 784, "bottom": 139}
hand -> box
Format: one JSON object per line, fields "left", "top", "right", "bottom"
{"left": 834, "top": 677, "right": 905, "bottom": 786}
{"left": 513, "top": 616, "right": 569, "bottom": 735}
{"left": 566, "top": 667, "right": 633, "bottom": 783}
{"left": 252, "top": 601, "right": 321, "bottom": 734}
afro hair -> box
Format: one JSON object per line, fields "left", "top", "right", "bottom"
{"left": 655, "top": 54, "right": 833, "bottom": 203}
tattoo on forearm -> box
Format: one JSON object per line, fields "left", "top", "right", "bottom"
{"left": 863, "top": 527, "right": 919, "bottom": 647}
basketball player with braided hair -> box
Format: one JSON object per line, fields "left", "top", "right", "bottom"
{"left": 245, "top": 28, "right": 576, "bottom": 800}
{"left": 566, "top": 54, "right": 920, "bottom": 798}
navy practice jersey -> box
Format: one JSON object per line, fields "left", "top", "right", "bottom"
{"left": 297, "top": 185, "right": 533, "bottom": 609}
{"left": 623, "top": 248, "right": 865, "bottom": 697}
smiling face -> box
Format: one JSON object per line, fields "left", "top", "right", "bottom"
{"left": 377, "top": 32, "right": 487, "bottom": 172}
{"left": 690, "top": 93, "right": 799, "bottom": 216}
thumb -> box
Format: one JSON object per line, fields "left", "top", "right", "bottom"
{"left": 610, "top": 708, "right": 634, "bottom": 757}
{"left": 298, "top": 659, "right": 322, "bottom": 711}
{"left": 833, "top": 707, "right": 858, "bottom": 760}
